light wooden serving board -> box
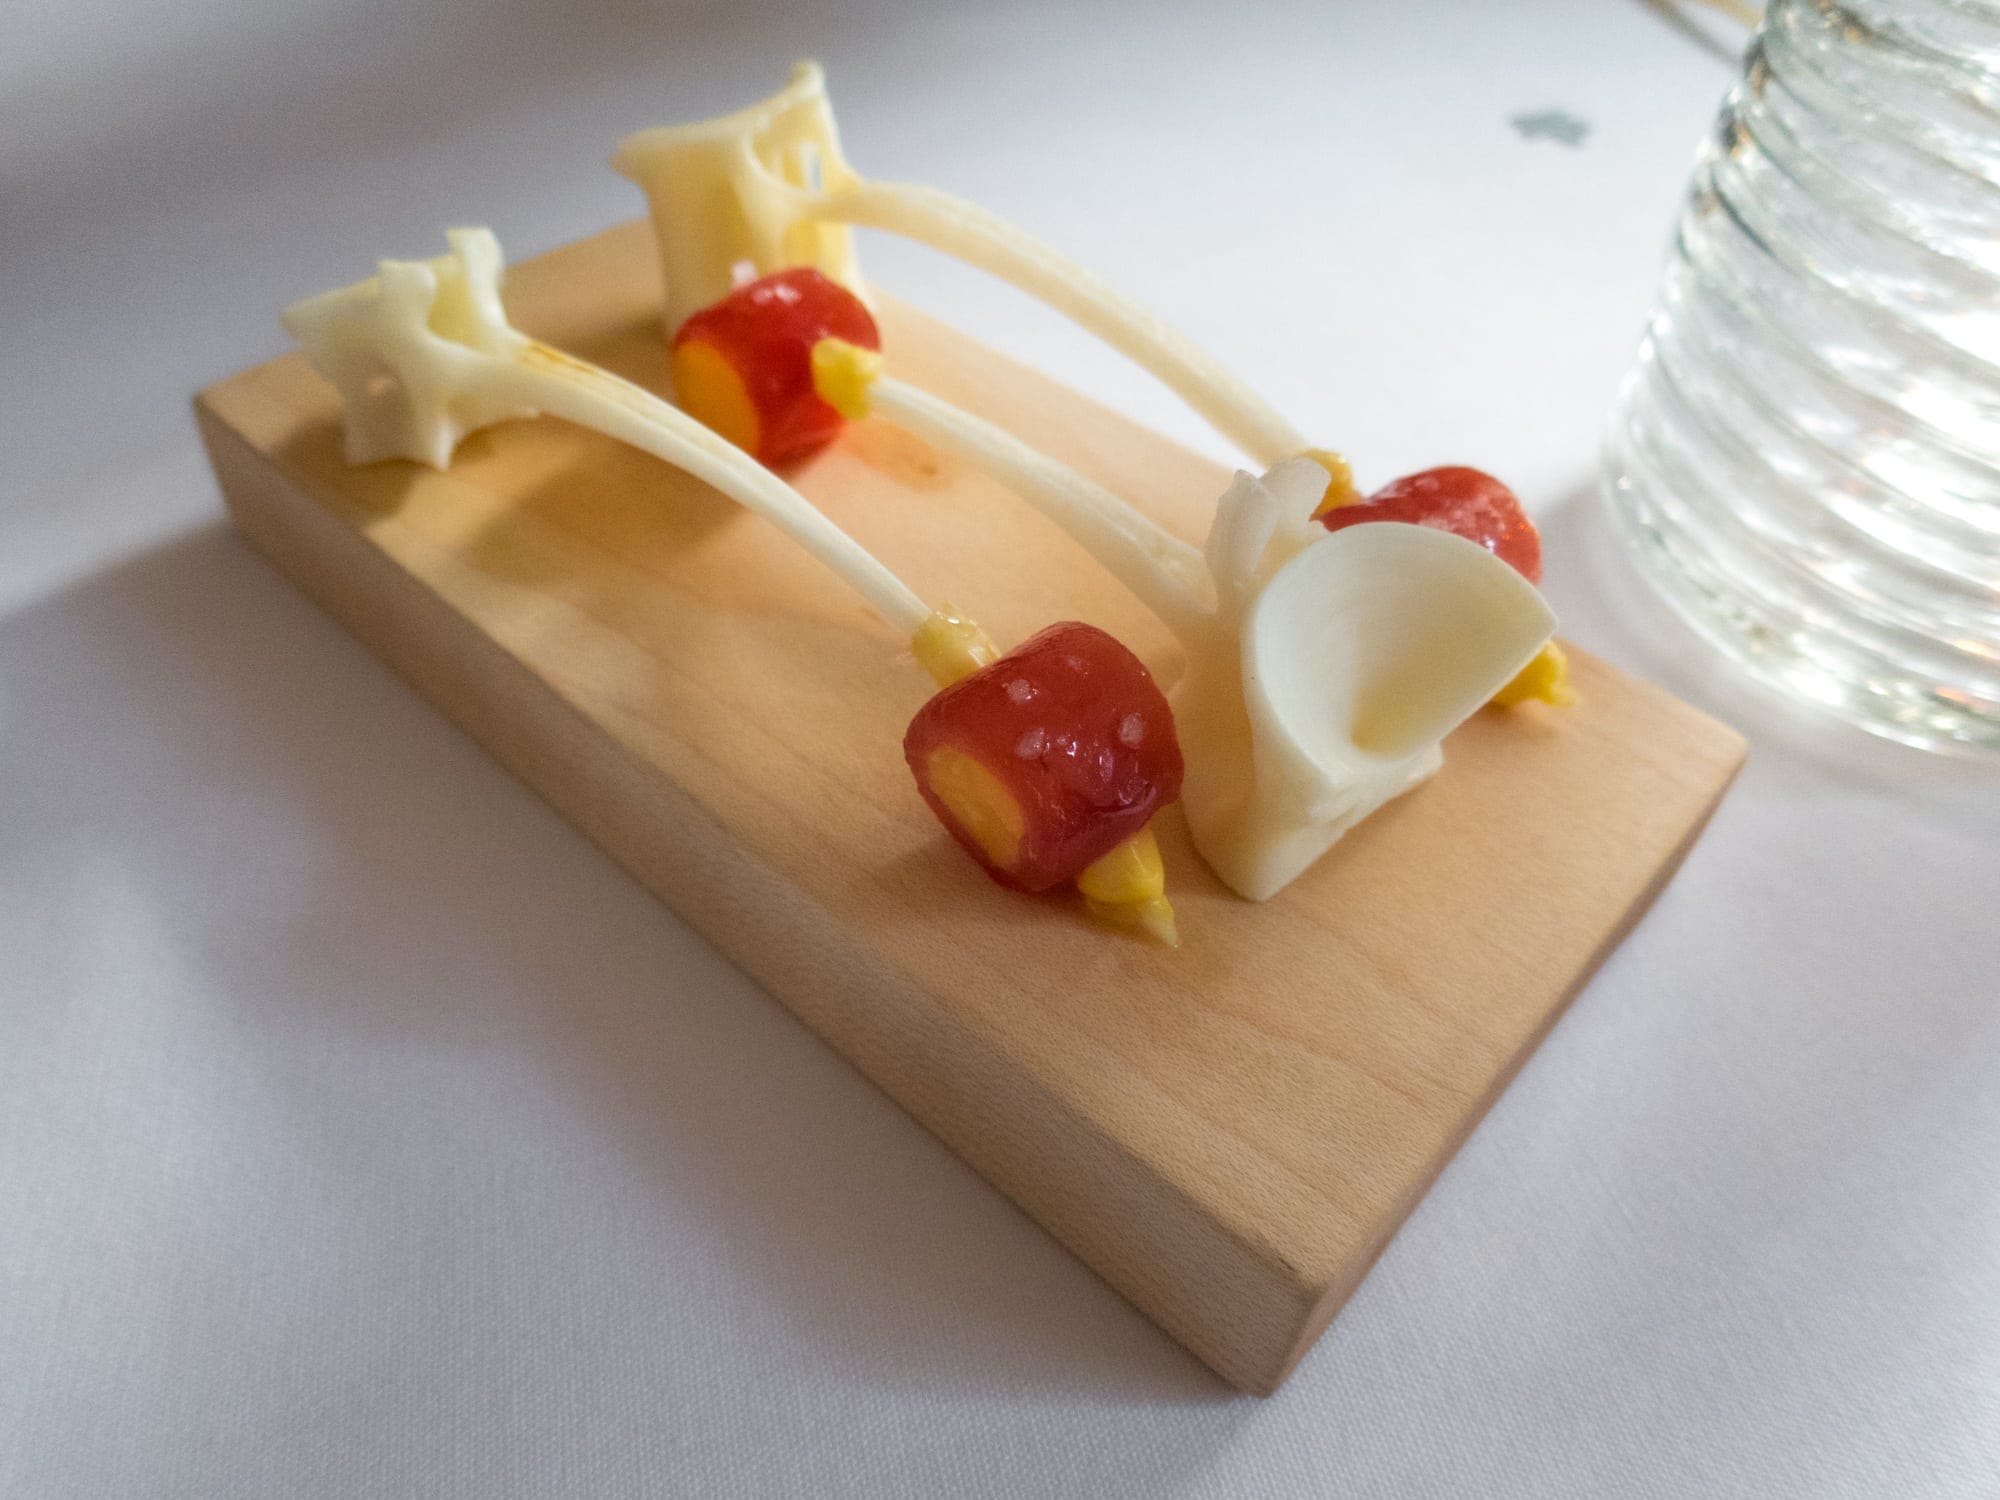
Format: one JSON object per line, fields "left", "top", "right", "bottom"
{"left": 195, "top": 221, "right": 1744, "bottom": 1394}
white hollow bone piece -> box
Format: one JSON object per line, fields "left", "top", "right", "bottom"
{"left": 822, "top": 354, "right": 1555, "bottom": 900}
{"left": 611, "top": 63, "right": 1313, "bottom": 467}
{"left": 281, "top": 227, "right": 931, "bottom": 639}
{"left": 1192, "top": 524, "right": 1556, "bottom": 900}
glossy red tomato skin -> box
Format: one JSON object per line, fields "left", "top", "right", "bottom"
{"left": 904, "top": 622, "right": 1184, "bottom": 892}
{"left": 1318, "top": 466, "right": 1542, "bottom": 583}
{"left": 671, "top": 268, "right": 881, "bottom": 466}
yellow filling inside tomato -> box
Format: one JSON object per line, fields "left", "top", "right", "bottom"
{"left": 925, "top": 747, "right": 1024, "bottom": 872}
{"left": 670, "top": 339, "right": 762, "bottom": 455}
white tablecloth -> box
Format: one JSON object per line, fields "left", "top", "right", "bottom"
{"left": 5, "top": 1, "right": 1997, "bottom": 1494}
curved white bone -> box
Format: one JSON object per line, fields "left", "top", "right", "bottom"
{"left": 281, "top": 228, "right": 931, "bottom": 637}
{"left": 613, "top": 63, "right": 1309, "bottom": 464}
{"left": 860, "top": 371, "right": 1217, "bottom": 643}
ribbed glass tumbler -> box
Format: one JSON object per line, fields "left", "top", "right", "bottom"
{"left": 1605, "top": 0, "right": 2000, "bottom": 756}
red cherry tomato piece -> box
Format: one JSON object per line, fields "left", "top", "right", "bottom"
{"left": 905, "top": 622, "right": 1183, "bottom": 892}
{"left": 670, "top": 267, "right": 880, "bottom": 467}
{"left": 1319, "top": 465, "right": 1542, "bottom": 583}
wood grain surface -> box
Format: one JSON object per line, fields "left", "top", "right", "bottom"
{"left": 195, "top": 221, "right": 1745, "bottom": 1393}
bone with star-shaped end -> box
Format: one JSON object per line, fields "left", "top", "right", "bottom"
{"left": 281, "top": 228, "right": 537, "bottom": 470}
{"left": 283, "top": 227, "right": 937, "bottom": 639}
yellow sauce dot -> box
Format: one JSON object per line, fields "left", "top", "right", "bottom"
{"left": 1492, "top": 642, "right": 1577, "bottom": 708}
{"left": 911, "top": 607, "right": 999, "bottom": 687}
